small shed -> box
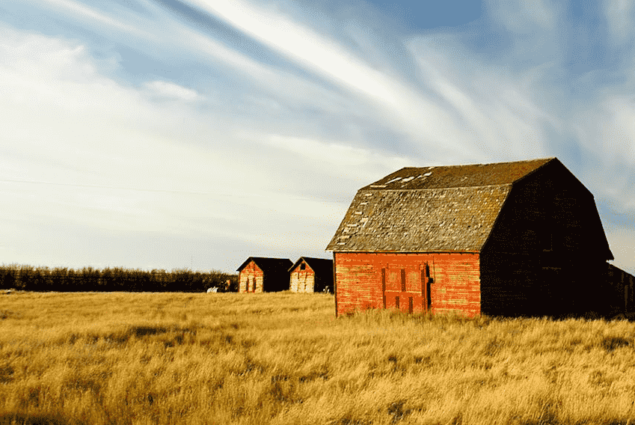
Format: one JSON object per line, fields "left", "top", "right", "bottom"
{"left": 327, "top": 158, "right": 616, "bottom": 317}
{"left": 289, "top": 257, "right": 334, "bottom": 293}
{"left": 237, "top": 257, "right": 292, "bottom": 293}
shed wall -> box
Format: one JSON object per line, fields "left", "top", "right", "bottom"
{"left": 239, "top": 261, "right": 264, "bottom": 293}
{"left": 334, "top": 252, "right": 480, "bottom": 317}
{"left": 290, "top": 267, "right": 315, "bottom": 292}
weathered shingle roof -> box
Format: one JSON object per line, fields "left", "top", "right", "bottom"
{"left": 361, "top": 158, "right": 553, "bottom": 190}
{"left": 326, "top": 158, "right": 554, "bottom": 252}
{"left": 237, "top": 257, "right": 293, "bottom": 273}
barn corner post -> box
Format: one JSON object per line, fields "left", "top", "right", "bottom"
{"left": 430, "top": 258, "right": 436, "bottom": 312}
{"left": 333, "top": 252, "right": 338, "bottom": 317}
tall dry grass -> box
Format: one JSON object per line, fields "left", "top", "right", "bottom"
{"left": 2, "top": 291, "right": 635, "bottom": 424}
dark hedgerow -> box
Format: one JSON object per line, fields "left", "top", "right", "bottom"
{"left": 0, "top": 264, "right": 238, "bottom": 293}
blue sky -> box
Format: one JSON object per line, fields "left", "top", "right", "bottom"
{"left": 2, "top": 0, "right": 635, "bottom": 274}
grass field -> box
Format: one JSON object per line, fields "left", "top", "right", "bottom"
{"left": 2, "top": 292, "right": 635, "bottom": 424}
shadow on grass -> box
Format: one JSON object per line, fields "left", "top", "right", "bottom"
{"left": 130, "top": 325, "right": 169, "bottom": 337}
{"left": 101, "top": 324, "right": 197, "bottom": 345}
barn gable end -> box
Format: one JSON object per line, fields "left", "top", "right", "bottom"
{"left": 480, "top": 159, "right": 613, "bottom": 316}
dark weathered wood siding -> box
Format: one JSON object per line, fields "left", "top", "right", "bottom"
{"left": 605, "top": 264, "right": 635, "bottom": 315}
{"left": 480, "top": 161, "right": 611, "bottom": 316}
{"left": 263, "top": 265, "right": 291, "bottom": 293}
{"left": 334, "top": 252, "right": 480, "bottom": 317}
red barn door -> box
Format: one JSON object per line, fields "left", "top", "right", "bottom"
{"left": 382, "top": 263, "right": 430, "bottom": 313}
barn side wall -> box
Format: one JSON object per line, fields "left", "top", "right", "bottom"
{"left": 239, "top": 262, "right": 264, "bottom": 293}
{"left": 481, "top": 161, "right": 610, "bottom": 316}
{"left": 334, "top": 252, "right": 480, "bottom": 317}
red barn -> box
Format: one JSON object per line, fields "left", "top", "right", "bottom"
{"left": 288, "top": 257, "right": 334, "bottom": 293}
{"left": 326, "top": 158, "right": 617, "bottom": 317}
{"left": 237, "top": 257, "right": 292, "bottom": 293}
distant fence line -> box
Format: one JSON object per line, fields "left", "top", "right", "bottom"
{"left": 0, "top": 264, "right": 238, "bottom": 292}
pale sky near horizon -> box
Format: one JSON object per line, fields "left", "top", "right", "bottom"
{"left": 2, "top": 0, "right": 635, "bottom": 274}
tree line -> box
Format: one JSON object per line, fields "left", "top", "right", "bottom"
{"left": 0, "top": 264, "right": 238, "bottom": 292}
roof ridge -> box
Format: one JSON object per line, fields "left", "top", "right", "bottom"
{"left": 398, "top": 157, "right": 555, "bottom": 170}
{"left": 363, "top": 158, "right": 554, "bottom": 191}
{"left": 364, "top": 183, "right": 514, "bottom": 191}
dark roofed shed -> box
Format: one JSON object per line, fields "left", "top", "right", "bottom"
{"left": 237, "top": 257, "right": 292, "bottom": 293}
{"left": 288, "top": 257, "right": 333, "bottom": 293}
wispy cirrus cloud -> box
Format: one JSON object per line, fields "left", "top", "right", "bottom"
{"left": 36, "top": 0, "right": 155, "bottom": 39}
{"left": 604, "top": 0, "right": 635, "bottom": 44}
{"left": 184, "top": 0, "right": 483, "bottom": 155}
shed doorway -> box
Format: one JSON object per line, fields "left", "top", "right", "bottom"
{"left": 246, "top": 277, "right": 256, "bottom": 293}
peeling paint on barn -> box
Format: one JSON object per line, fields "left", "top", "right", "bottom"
{"left": 327, "top": 158, "right": 630, "bottom": 317}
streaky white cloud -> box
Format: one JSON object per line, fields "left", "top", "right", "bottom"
{"left": 185, "top": 0, "right": 405, "bottom": 108}
{"left": 407, "top": 36, "right": 554, "bottom": 161}
{"left": 566, "top": 90, "right": 635, "bottom": 279}
{"left": 485, "top": 0, "right": 559, "bottom": 33}
{"left": 184, "top": 0, "right": 479, "bottom": 154}
{"left": 263, "top": 134, "right": 409, "bottom": 182}
{"left": 574, "top": 95, "right": 635, "bottom": 205}
{"left": 483, "top": 0, "right": 565, "bottom": 64}
{"left": 144, "top": 80, "right": 201, "bottom": 101}
{"left": 120, "top": 2, "right": 366, "bottom": 123}
{"left": 0, "top": 30, "right": 95, "bottom": 83}
{"left": 37, "top": 0, "right": 154, "bottom": 39}
{"left": 604, "top": 0, "right": 635, "bottom": 44}
{"left": 0, "top": 24, "right": 362, "bottom": 268}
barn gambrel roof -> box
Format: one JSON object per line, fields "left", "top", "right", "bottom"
{"left": 326, "top": 158, "right": 555, "bottom": 252}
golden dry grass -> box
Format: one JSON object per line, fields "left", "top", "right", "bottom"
{"left": 2, "top": 291, "right": 635, "bottom": 424}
